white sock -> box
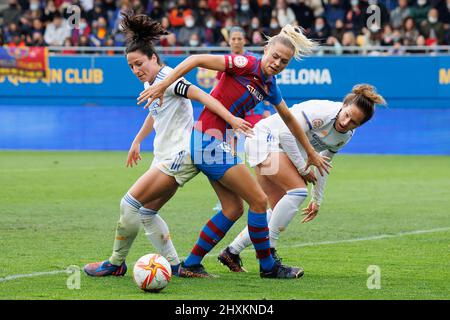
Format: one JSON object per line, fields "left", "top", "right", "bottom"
{"left": 228, "top": 208, "right": 273, "bottom": 255}
{"left": 269, "top": 188, "right": 308, "bottom": 248}
{"left": 140, "top": 207, "right": 180, "bottom": 266}
{"left": 109, "top": 193, "right": 141, "bottom": 266}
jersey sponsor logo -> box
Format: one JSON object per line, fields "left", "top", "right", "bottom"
{"left": 148, "top": 99, "right": 160, "bottom": 116}
{"left": 233, "top": 55, "right": 248, "bottom": 68}
{"left": 247, "top": 84, "right": 263, "bottom": 102}
{"left": 312, "top": 119, "right": 324, "bottom": 129}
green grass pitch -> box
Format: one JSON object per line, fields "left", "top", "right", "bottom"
{"left": 0, "top": 151, "right": 449, "bottom": 300}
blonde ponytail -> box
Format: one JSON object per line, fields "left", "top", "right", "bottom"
{"left": 266, "top": 24, "right": 318, "bottom": 60}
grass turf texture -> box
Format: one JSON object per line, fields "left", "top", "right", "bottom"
{"left": 0, "top": 151, "right": 449, "bottom": 300}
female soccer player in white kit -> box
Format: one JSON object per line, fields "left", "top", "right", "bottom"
{"left": 83, "top": 12, "right": 252, "bottom": 277}
{"left": 217, "top": 84, "right": 386, "bottom": 272}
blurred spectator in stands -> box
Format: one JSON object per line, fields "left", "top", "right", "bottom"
{"left": 195, "top": 0, "right": 212, "bottom": 27}
{"left": 1, "top": 0, "right": 21, "bottom": 26}
{"left": 258, "top": 0, "right": 273, "bottom": 28}
{"left": 80, "top": 0, "right": 94, "bottom": 12}
{"left": 324, "top": 36, "right": 343, "bottom": 55}
{"left": 410, "top": 0, "right": 431, "bottom": 25}
{"left": 341, "top": 30, "right": 358, "bottom": 53}
{"left": 381, "top": 23, "right": 395, "bottom": 45}
{"left": 306, "top": 0, "right": 324, "bottom": 17}
{"left": 345, "top": 0, "right": 366, "bottom": 34}
{"left": 30, "top": 31, "right": 46, "bottom": 46}
{"left": 62, "top": 37, "right": 77, "bottom": 54}
{"left": 289, "top": 0, "right": 314, "bottom": 32}
{"left": 31, "top": 18, "right": 46, "bottom": 38}
{"left": 103, "top": 0, "right": 117, "bottom": 27}
{"left": 19, "top": 10, "right": 33, "bottom": 38}
{"left": 214, "top": 0, "right": 236, "bottom": 25}
{"left": 188, "top": 33, "right": 202, "bottom": 53}
{"left": 178, "top": 14, "right": 204, "bottom": 45}
{"left": 435, "top": 0, "right": 449, "bottom": 25}
{"left": 420, "top": 8, "right": 445, "bottom": 44}
{"left": 204, "top": 16, "right": 226, "bottom": 45}
{"left": 149, "top": 0, "right": 165, "bottom": 20}
{"left": 331, "top": 19, "right": 345, "bottom": 42}
{"left": 248, "top": 16, "right": 262, "bottom": 40}
{"left": 169, "top": 0, "right": 193, "bottom": 29}
{"left": 359, "top": 24, "right": 383, "bottom": 55}
{"left": 390, "top": 0, "right": 411, "bottom": 29}
{"left": 236, "top": 0, "right": 254, "bottom": 29}
{"left": 160, "top": 16, "right": 174, "bottom": 34}
{"left": 130, "top": 0, "right": 146, "bottom": 14}
{"left": 268, "top": 17, "right": 282, "bottom": 36}
{"left": 29, "top": 0, "right": 42, "bottom": 15}
{"left": 324, "top": 0, "right": 346, "bottom": 28}
{"left": 44, "top": 12, "right": 71, "bottom": 46}
{"left": 160, "top": 32, "right": 184, "bottom": 54}
{"left": 42, "top": 0, "right": 58, "bottom": 23}
{"left": 274, "top": 0, "right": 297, "bottom": 27}
{"left": 89, "top": 16, "right": 108, "bottom": 47}
{"left": 310, "top": 16, "right": 331, "bottom": 44}
{"left": 401, "top": 16, "right": 420, "bottom": 45}
{"left": 388, "top": 38, "right": 406, "bottom": 54}
{"left": 4, "top": 22, "right": 21, "bottom": 44}
{"left": 104, "top": 36, "right": 115, "bottom": 55}
{"left": 88, "top": 1, "right": 106, "bottom": 23}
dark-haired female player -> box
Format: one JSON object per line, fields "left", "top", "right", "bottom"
{"left": 84, "top": 12, "right": 252, "bottom": 277}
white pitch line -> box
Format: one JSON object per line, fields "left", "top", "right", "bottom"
{"left": 0, "top": 270, "right": 68, "bottom": 283}
{"left": 1, "top": 227, "right": 449, "bottom": 282}
{"left": 220, "top": 226, "right": 450, "bottom": 257}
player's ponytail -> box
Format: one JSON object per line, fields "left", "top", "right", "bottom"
{"left": 266, "top": 24, "right": 317, "bottom": 60}
{"left": 343, "top": 84, "right": 386, "bottom": 124}
{"left": 120, "top": 11, "right": 168, "bottom": 64}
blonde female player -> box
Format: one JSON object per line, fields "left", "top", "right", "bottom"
{"left": 217, "top": 84, "right": 386, "bottom": 273}
{"left": 83, "top": 13, "right": 252, "bottom": 277}
{"left": 138, "top": 25, "right": 331, "bottom": 279}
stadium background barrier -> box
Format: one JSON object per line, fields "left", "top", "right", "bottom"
{"left": 0, "top": 54, "right": 449, "bottom": 154}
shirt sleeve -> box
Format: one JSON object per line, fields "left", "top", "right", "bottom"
{"left": 264, "top": 80, "right": 282, "bottom": 106}
{"left": 223, "top": 54, "right": 255, "bottom": 76}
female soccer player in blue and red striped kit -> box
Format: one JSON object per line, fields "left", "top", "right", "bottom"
{"left": 138, "top": 25, "right": 331, "bottom": 279}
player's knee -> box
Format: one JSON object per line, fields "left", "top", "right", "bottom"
{"left": 251, "top": 192, "right": 268, "bottom": 212}
{"left": 222, "top": 202, "right": 244, "bottom": 220}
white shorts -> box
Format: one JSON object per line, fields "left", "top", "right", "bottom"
{"left": 245, "top": 127, "right": 282, "bottom": 168}
{"left": 151, "top": 150, "right": 199, "bottom": 186}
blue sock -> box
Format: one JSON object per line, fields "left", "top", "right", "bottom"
{"left": 184, "top": 211, "right": 235, "bottom": 267}
{"left": 171, "top": 263, "right": 180, "bottom": 276}
{"left": 248, "top": 210, "right": 275, "bottom": 271}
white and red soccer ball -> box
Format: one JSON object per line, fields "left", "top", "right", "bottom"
{"left": 133, "top": 253, "right": 172, "bottom": 292}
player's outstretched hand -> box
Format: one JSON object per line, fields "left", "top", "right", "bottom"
{"left": 137, "top": 81, "right": 167, "bottom": 109}
{"left": 306, "top": 151, "right": 332, "bottom": 176}
{"left": 230, "top": 116, "right": 254, "bottom": 138}
{"left": 300, "top": 167, "right": 316, "bottom": 185}
{"left": 126, "top": 142, "right": 142, "bottom": 167}
{"left": 301, "top": 202, "right": 320, "bottom": 223}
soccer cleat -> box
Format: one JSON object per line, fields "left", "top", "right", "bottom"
{"left": 218, "top": 247, "right": 247, "bottom": 272}
{"left": 260, "top": 261, "right": 304, "bottom": 279}
{"left": 83, "top": 260, "right": 127, "bottom": 277}
{"left": 270, "top": 247, "right": 282, "bottom": 264}
{"left": 178, "top": 261, "right": 217, "bottom": 278}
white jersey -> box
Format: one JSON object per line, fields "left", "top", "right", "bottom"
{"left": 144, "top": 66, "right": 193, "bottom": 160}
{"left": 256, "top": 99, "right": 354, "bottom": 158}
